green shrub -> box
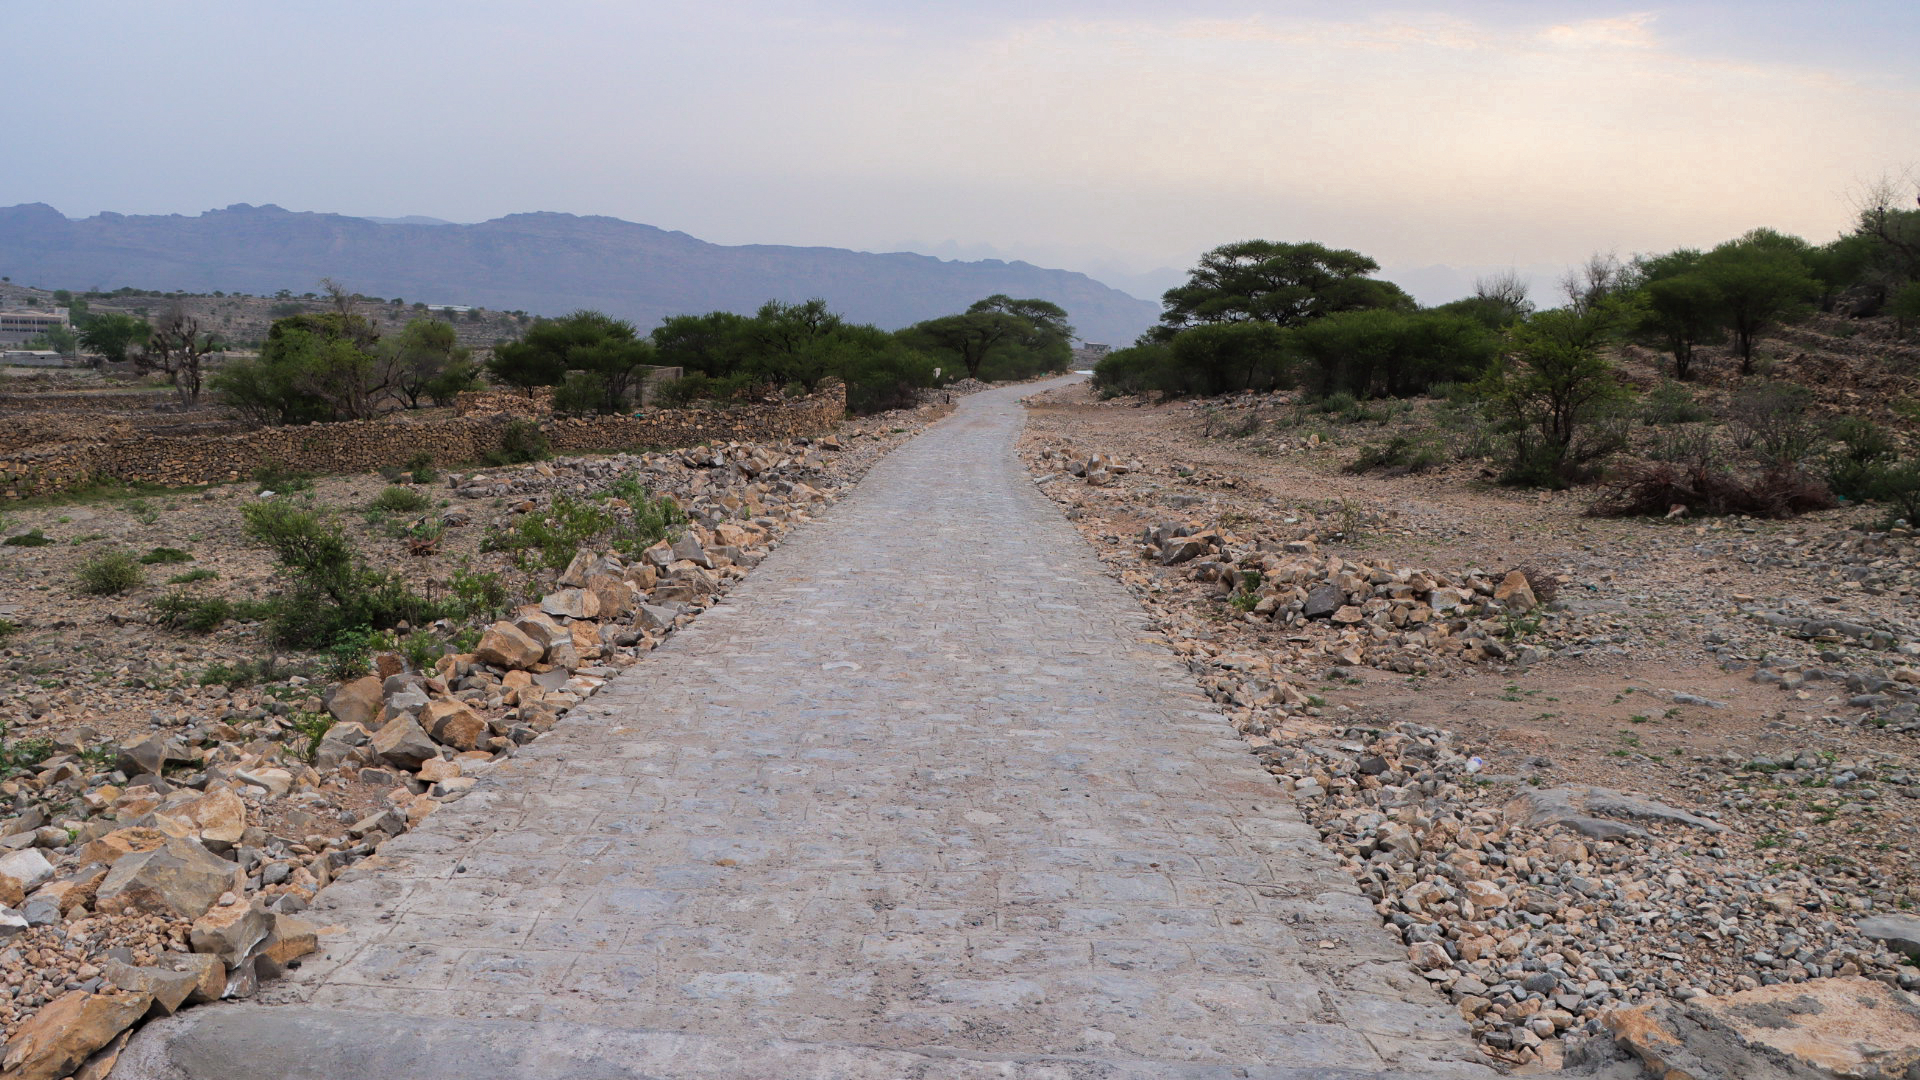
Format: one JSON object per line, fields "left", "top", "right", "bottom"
{"left": 1868, "top": 456, "right": 1920, "bottom": 527}
{"left": 449, "top": 565, "right": 510, "bottom": 622}
{"left": 0, "top": 619, "right": 17, "bottom": 643}
{"left": 167, "top": 568, "right": 219, "bottom": 585}
{"left": 1824, "top": 418, "right": 1899, "bottom": 502}
{"left": 289, "top": 712, "right": 336, "bottom": 763}
{"left": 75, "top": 549, "right": 144, "bottom": 595}
{"left": 198, "top": 660, "right": 262, "bottom": 688}
{"left": 4, "top": 529, "right": 52, "bottom": 547}
{"left": 1091, "top": 343, "right": 1176, "bottom": 398}
{"left": 611, "top": 492, "right": 687, "bottom": 560}
{"left": 241, "top": 500, "right": 445, "bottom": 649}
{"left": 369, "top": 486, "right": 432, "bottom": 513}
{"left": 481, "top": 419, "right": 550, "bottom": 466}
{"left": 323, "top": 628, "right": 394, "bottom": 680}
{"left": 399, "top": 631, "right": 448, "bottom": 673}
{"left": 489, "top": 493, "right": 614, "bottom": 571}
{"left": 150, "top": 593, "right": 266, "bottom": 633}
{"left": 1346, "top": 436, "right": 1443, "bottom": 475}
{"left": 0, "top": 723, "right": 55, "bottom": 778}
{"left": 1639, "top": 381, "right": 1712, "bottom": 425}
{"left": 253, "top": 462, "right": 314, "bottom": 493}
{"left": 140, "top": 546, "right": 194, "bottom": 564}
{"left": 654, "top": 371, "right": 757, "bottom": 409}
{"left": 406, "top": 452, "right": 439, "bottom": 484}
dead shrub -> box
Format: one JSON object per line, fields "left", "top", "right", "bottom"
{"left": 1587, "top": 460, "right": 1835, "bottom": 519}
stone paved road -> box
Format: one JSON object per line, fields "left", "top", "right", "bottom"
{"left": 118, "top": 379, "right": 1492, "bottom": 1079}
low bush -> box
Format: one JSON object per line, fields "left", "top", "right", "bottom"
{"left": 140, "top": 546, "right": 194, "bottom": 564}
{"left": 4, "top": 530, "right": 52, "bottom": 547}
{"left": 241, "top": 500, "right": 444, "bottom": 650}
{"left": 253, "top": 462, "right": 315, "bottom": 493}
{"left": 369, "top": 486, "right": 432, "bottom": 514}
{"left": 1345, "top": 436, "right": 1443, "bottom": 475}
{"left": 166, "top": 568, "right": 219, "bottom": 585}
{"left": 1639, "top": 381, "right": 1712, "bottom": 425}
{"left": 1823, "top": 418, "right": 1899, "bottom": 502}
{"left": 480, "top": 419, "right": 551, "bottom": 466}
{"left": 151, "top": 593, "right": 269, "bottom": 633}
{"left": 486, "top": 493, "right": 614, "bottom": 571}
{"left": 406, "top": 452, "right": 439, "bottom": 484}
{"left": 75, "top": 549, "right": 144, "bottom": 595}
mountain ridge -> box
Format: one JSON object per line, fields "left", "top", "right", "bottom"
{"left": 0, "top": 203, "right": 1160, "bottom": 343}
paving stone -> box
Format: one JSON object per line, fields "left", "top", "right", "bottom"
{"left": 122, "top": 379, "right": 1490, "bottom": 1077}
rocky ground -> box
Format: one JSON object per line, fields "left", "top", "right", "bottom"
{"left": 1018, "top": 380, "right": 1920, "bottom": 1072}
{"left": 0, "top": 395, "right": 957, "bottom": 1076}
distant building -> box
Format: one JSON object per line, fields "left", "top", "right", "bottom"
{"left": 0, "top": 308, "right": 70, "bottom": 346}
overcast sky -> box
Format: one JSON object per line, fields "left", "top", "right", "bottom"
{"left": 5, "top": 1, "right": 1916, "bottom": 303}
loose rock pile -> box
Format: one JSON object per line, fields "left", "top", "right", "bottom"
{"left": 1249, "top": 720, "right": 1918, "bottom": 1069}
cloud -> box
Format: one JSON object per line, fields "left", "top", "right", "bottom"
{"left": 1539, "top": 13, "right": 1660, "bottom": 50}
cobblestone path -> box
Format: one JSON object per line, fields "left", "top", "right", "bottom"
{"left": 119, "top": 380, "right": 1492, "bottom": 1079}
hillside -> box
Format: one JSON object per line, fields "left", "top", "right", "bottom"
{"left": 0, "top": 203, "right": 1161, "bottom": 344}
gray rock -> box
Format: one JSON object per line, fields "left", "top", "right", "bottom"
{"left": 1304, "top": 584, "right": 1343, "bottom": 619}
{"left": 1856, "top": 914, "right": 1920, "bottom": 961}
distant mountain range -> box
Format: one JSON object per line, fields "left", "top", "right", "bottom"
{"left": 0, "top": 203, "right": 1161, "bottom": 344}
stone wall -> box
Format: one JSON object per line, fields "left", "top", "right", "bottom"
{"left": 0, "top": 383, "right": 844, "bottom": 498}
{"left": 0, "top": 389, "right": 178, "bottom": 414}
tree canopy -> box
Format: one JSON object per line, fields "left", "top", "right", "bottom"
{"left": 1156, "top": 240, "right": 1411, "bottom": 334}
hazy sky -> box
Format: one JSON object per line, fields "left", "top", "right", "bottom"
{"left": 6, "top": 1, "right": 1916, "bottom": 302}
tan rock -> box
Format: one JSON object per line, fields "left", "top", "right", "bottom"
{"left": 510, "top": 611, "right": 567, "bottom": 650}
{"left": 71, "top": 1027, "right": 134, "bottom": 1080}
{"left": 325, "top": 675, "right": 385, "bottom": 727}
{"left": 94, "top": 836, "right": 239, "bottom": 919}
{"left": 476, "top": 620, "right": 544, "bottom": 669}
{"left": 189, "top": 897, "right": 272, "bottom": 966}
{"left": 154, "top": 952, "right": 226, "bottom": 1005}
{"left": 0, "top": 989, "right": 152, "bottom": 1080}
{"left": 423, "top": 700, "right": 488, "bottom": 751}
{"left": 1494, "top": 570, "right": 1537, "bottom": 614}
{"left": 254, "top": 914, "right": 319, "bottom": 977}
{"left": 1463, "top": 880, "right": 1509, "bottom": 911}
{"left": 417, "top": 757, "right": 462, "bottom": 783}
{"left": 151, "top": 788, "right": 247, "bottom": 849}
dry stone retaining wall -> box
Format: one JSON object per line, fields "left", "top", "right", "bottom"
{"left": 0, "top": 383, "right": 843, "bottom": 498}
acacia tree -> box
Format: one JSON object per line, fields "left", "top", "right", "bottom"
{"left": 967, "top": 295, "right": 1075, "bottom": 375}
{"left": 905, "top": 310, "right": 1024, "bottom": 380}
{"left": 138, "top": 304, "right": 222, "bottom": 406}
{"left": 77, "top": 312, "right": 150, "bottom": 367}
{"left": 1156, "top": 240, "right": 1409, "bottom": 333}
{"left": 1637, "top": 275, "right": 1724, "bottom": 381}
{"left": 1477, "top": 310, "right": 1628, "bottom": 487}
{"left": 381, "top": 319, "right": 475, "bottom": 408}
{"left": 1697, "top": 234, "right": 1816, "bottom": 374}
{"left": 489, "top": 310, "right": 656, "bottom": 413}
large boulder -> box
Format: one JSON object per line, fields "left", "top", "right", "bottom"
{"left": 422, "top": 700, "right": 488, "bottom": 752}
{"left": 539, "top": 588, "right": 600, "bottom": 620}
{"left": 314, "top": 721, "right": 370, "bottom": 771}
{"left": 101, "top": 959, "right": 200, "bottom": 1015}
{"left": 0, "top": 988, "right": 152, "bottom": 1080}
{"left": 189, "top": 897, "right": 272, "bottom": 967}
{"left": 324, "top": 676, "right": 385, "bottom": 727}
{"left": 95, "top": 836, "right": 238, "bottom": 919}
{"left": 370, "top": 717, "right": 438, "bottom": 771}
{"left": 1605, "top": 976, "right": 1920, "bottom": 1080}
{"left": 474, "top": 621, "right": 544, "bottom": 670}
{"left": 1857, "top": 914, "right": 1920, "bottom": 962}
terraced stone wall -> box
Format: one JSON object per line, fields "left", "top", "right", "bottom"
{"left": 0, "top": 382, "right": 843, "bottom": 498}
